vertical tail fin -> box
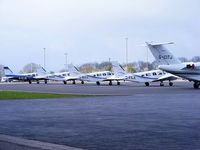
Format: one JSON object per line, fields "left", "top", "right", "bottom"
{"left": 146, "top": 42, "right": 181, "bottom": 65}
{"left": 111, "top": 61, "right": 127, "bottom": 76}
{"left": 36, "top": 65, "right": 46, "bottom": 75}
{"left": 3, "top": 66, "right": 13, "bottom": 75}
{"left": 68, "top": 64, "right": 81, "bottom": 76}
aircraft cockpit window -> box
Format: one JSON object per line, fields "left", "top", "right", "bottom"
{"left": 103, "top": 73, "right": 106, "bottom": 76}
{"left": 152, "top": 72, "right": 157, "bottom": 76}
{"left": 186, "top": 64, "right": 192, "bottom": 68}
{"left": 158, "top": 72, "right": 162, "bottom": 75}
{"left": 107, "top": 73, "right": 112, "bottom": 75}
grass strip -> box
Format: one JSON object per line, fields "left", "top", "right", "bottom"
{"left": 0, "top": 91, "right": 99, "bottom": 100}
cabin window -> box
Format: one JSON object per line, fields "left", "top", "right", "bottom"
{"left": 146, "top": 73, "right": 151, "bottom": 76}
{"left": 107, "top": 73, "right": 111, "bottom": 75}
{"left": 152, "top": 72, "right": 157, "bottom": 76}
{"left": 158, "top": 72, "right": 162, "bottom": 75}
{"left": 103, "top": 73, "right": 106, "bottom": 76}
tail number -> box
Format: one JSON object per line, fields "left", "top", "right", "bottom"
{"left": 159, "top": 55, "right": 173, "bottom": 60}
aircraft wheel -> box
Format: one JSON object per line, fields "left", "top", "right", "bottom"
{"left": 81, "top": 81, "right": 84, "bottom": 84}
{"left": 117, "top": 81, "right": 120, "bottom": 85}
{"left": 72, "top": 80, "right": 76, "bottom": 84}
{"left": 96, "top": 81, "right": 100, "bottom": 85}
{"left": 63, "top": 81, "right": 67, "bottom": 84}
{"left": 44, "top": 80, "right": 47, "bottom": 84}
{"left": 145, "top": 82, "right": 149, "bottom": 86}
{"left": 109, "top": 81, "right": 112, "bottom": 86}
{"left": 37, "top": 81, "right": 40, "bottom": 84}
{"left": 160, "top": 82, "right": 164, "bottom": 86}
{"left": 193, "top": 82, "right": 200, "bottom": 89}
{"left": 29, "top": 80, "right": 32, "bottom": 84}
{"left": 169, "top": 82, "right": 173, "bottom": 86}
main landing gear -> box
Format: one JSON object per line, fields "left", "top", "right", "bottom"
{"left": 72, "top": 80, "right": 76, "bottom": 84}
{"left": 145, "top": 82, "right": 149, "bottom": 86}
{"left": 44, "top": 80, "right": 47, "bottom": 84}
{"left": 81, "top": 81, "right": 84, "bottom": 84}
{"left": 63, "top": 81, "right": 67, "bottom": 84}
{"left": 28, "top": 80, "right": 32, "bottom": 84}
{"left": 193, "top": 82, "right": 200, "bottom": 89}
{"left": 96, "top": 81, "right": 100, "bottom": 85}
{"left": 109, "top": 81, "right": 112, "bottom": 86}
{"left": 169, "top": 82, "right": 173, "bottom": 86}
{"left": 160, "top": 81, "right": 164, "bottom": 86}
{"left": 117, "top": 81, "right": 120, "bottom": 85}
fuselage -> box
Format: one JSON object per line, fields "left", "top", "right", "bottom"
{"left": 159, "top": 62, "right": 200, "bottom": 81}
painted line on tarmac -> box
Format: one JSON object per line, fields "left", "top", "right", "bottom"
{"left": 0, "top": 134, "right": 85, "bottom": 150}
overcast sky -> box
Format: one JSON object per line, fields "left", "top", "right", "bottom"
{"left": 0, "top": 0, "right": 200, "bottom": 72}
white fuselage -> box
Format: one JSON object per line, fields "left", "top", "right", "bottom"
{"left": 124, "top": 70, "right": 176, "bottom": 83}
{"left": 159, "top": 62, "right": 200, "bottom": 81}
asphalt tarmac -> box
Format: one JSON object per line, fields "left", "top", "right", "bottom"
{"left": 0, "top": 81, "right": 200, "bottom": 150}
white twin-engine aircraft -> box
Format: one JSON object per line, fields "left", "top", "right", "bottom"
{"left": 111, "top": 61, "right": 177, "bottom": 86}
{"left": 59, "top": 64, "right": 126, "bottom": 85}
{"left": 146, "top": 42, "right": 200, "bottom": 89}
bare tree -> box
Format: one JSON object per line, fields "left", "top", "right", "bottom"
{"left": 0, "top": 65, "right": 4, "bottom": 81}
{"left": 179, "top": 57, "right": 188, "bottom": 62}
{"left": 191, "top": 56, "right": 200, "bottom": 62}
{"left": 22, "top": 63, "right": 39, "bottom": 73}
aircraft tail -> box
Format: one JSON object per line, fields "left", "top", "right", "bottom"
{"left": 68, "top": 64, "right": 81, "bottom": 76}
{"left": 3, "top": 66, "right": 13, "bottom": 75}
{"left": 111, "top": 61, "right": 127, "bottom": 76}
{"left": 146, "top": 42, "right": 181, "bottom": 65}
{"left": 36, "top": 65, "right": 46, "bottom": 75}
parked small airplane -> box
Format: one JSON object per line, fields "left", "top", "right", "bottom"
{"left": 2, "top": 66, "right": 35, "bottom": 84}
{"left": 146, "top": 42, "right": 200, "bottom": 89}
{"left": 2, "top": 66, "right": 62, "bottom": 84}
{"left": 111, "top": 61, "right": 177, "bottom": 86}
{"left": 60, "top": 64, "right": 126, "bottom": 85}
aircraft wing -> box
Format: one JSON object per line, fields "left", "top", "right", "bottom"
{"left": 154, "top": 73, "right": 178, "bottom": 82}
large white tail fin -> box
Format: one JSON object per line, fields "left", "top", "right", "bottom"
{"left": 146, "top": 42, "right": 181, "bottom": 65}
{"left": 111, "top": 61, "right": 127, "bottom": 76}
{"left": 3, "top": 66, "right": 13, "bottom": 75}
{"left": 68, "top": 64, "right": 81, "bottom": 76}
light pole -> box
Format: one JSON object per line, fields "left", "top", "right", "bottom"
{"left": 64, "top": 53, "right": 68, "bottom": 71}
{"left": 146, "top": 46, "right": 149, "bottom": 70}
{"left": 125, "top": 37, "right": 128, "bottom": 71}
{"left": 43, "top": 48, "right": 46, "bottom": 70}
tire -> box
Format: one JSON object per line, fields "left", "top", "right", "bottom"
{"left": 193, "top": 82, "right": 199, "bottom": 89}
{"left": 169, "top": 82, "right": 173, "bottom": 86}
{"left": 145, "top": 82, "right": 149, "bottom": 86}
{"left": 160, "top": 82, "right": 164, "bottom": 86}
